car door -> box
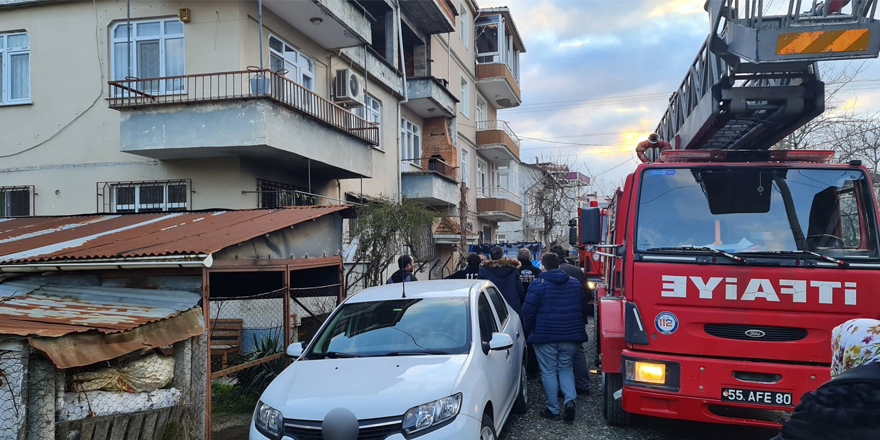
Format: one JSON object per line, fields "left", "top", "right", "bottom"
{"left": 484, "top": 286, "right": 520, "bottom": 414}
{"left": 477, "top": 290, "right": 509, "bottom": 423}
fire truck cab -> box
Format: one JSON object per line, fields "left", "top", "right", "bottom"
{"left": 586, "top": 149, "right": 880, "bottom": 428}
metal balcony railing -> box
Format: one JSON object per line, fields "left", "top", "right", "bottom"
{"left": 476, "top": 120, "right": 521, "bottom": 147}
{"left": 400, "top": 157, "right": 458, "bottom": 181}
{"left": 476, "top": 186, "right": 521, "bottom": 204}
{"left": 107, "top": 69, "right": 379, "bottom": 145}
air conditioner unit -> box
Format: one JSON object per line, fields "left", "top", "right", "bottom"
{"left": 334, "top": 68, "right": 364, "bottom": 108}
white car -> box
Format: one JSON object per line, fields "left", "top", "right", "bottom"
{"left": 250, "top": 279, "right": 528, "bottom": 440}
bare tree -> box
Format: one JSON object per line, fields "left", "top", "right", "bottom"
{"left": 523, "top": 156, "right": 585, "bottom": 247}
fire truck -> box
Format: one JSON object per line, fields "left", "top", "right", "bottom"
{"left": 573, "top": 0, "right": 880, "bottom": 428}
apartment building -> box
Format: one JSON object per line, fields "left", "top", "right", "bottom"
{"left": 0, "top": 0, "right": 524, "bottom": 274}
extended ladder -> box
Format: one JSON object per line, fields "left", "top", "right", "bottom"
{"left": 656, "top": 0, "right": 880, "bottom": 151}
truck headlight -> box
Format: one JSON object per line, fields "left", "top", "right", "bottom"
{"left": 587, "top": 280, "right": 596, "bottom": 290}
{"left": 402, "top": 393, "right": 462, "bottom": 435}
{"left": 625, "top": 360, "right": 666, "bottom": 385}
{"left": 254, "top": 400, "right": 283, "bottom": 439}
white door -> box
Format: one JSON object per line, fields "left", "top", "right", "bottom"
{"left": 477, "top": 291, "right": 508, "bottom": 423}
{"left": 485, "top": 286, "right": 520, "bottom": 415}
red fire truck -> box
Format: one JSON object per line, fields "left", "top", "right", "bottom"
{"left": 573, "top": 201, "right": 607, "bottom": 291}
{"left": 573, "top": 0, "right": 880, "bottom": 429}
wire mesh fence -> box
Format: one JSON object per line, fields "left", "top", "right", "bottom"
{"left": 0, "top": 336, "right": 206, "bottom": 440}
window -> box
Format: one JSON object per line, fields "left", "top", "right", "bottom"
{"left": 477, "top": 293, "right": 498, "bottom": 349}
{"left": 477, "top": 159, "right": 488, "bottom": 191}
{"left": 112, "top": 180, "right": 188, "bottom": 213}
{"left": 0, "top": 186, "right": 31, "bottom": 216}
{"left": 0, "top": 32, "right": 30, "bottom": 104}
{"left": 111, "top": 19, "right": 184, "bottom": 95}
{"left": 258, "top": 179, "right": 317, "bottom": 208}
{"left": 459, "top": 2, "right": 469, "bottom": 49}
{"left": 461, "top": 147, "right": 471, "bottom": 188}
{"left": 355, "top": 94, "right": 382, "bottom": 149}
{"left": 400, "top": 117, "right": 421, "bottom": 162}
{"left": 269, "top": 35, "right": 315, "bottom": 90}
{"left": 476, "top": 97, "right": 487, "bottom": 123}
{"left": 475, "top": 14, "right": 521, "bottom": 81}
{"left": 460, "top": 76, "right": 470, "bottom": 118}
{"left": 486, "top": 287, "right": 509, "bottom": 327}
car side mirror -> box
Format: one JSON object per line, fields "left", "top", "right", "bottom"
{"left": 488, "top": 333, "right": 514, "bottom": 351}
{"left": 286, "top": 342, "right": 304, "bottom": 357}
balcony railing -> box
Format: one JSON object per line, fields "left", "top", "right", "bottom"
{"left": 107, "top": 69, "right": 379, "bottom": 145}
{"left": 476, "top": 120, "right": 521, "bottom": 147}
{"left": 477, "top": 187, "right": 521, "bottom": 204}
{"left": 400, "top": 157, "right": 458, "bottom": 181}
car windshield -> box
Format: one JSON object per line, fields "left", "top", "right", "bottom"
{"left": 308, "top": 298, "right": 471, "bottom": 358}
{"left": 636, "top": 167, "right": 879, "bottom": 259}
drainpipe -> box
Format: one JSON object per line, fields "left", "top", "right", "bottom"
{"left": 258, "top": 0, "right": 264, "bottom": 71}
{"left": 127, "top": 0, "right": 131, "bottom": 78}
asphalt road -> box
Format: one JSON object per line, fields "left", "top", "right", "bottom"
{"left": 498, "top": 320, "right": 781, "bottom": 440}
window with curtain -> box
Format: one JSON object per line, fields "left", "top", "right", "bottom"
{"left": 354, "top": 94, "right": 382, "bottom": 149}
{"left": 460, "top": 76, "right": 470, "bottom": 118}
{"left": 1, "top": 32, "right": 30, "bottom": 104}
{"left": 400, "top": 118, "right": 421, "bottom": 163}
{"left": 111, "top": 19, "right": 185, "bottom": 95}
{"left": 112, "top": 180, "right": 188, "bottom": 213}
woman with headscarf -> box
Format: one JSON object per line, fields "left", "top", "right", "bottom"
{"left": 773, "top": 318, "right": 880, "bottom": 440}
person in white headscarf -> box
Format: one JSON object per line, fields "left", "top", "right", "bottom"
{"left": 773, "top": 318, "right": 880, "bottom": 440}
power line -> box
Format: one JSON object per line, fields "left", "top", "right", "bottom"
{"left": 504, "top": 95, "right": 670, "bottom": 114}
{"left": 516, "top": 92, "right": 670, "bottom": 108}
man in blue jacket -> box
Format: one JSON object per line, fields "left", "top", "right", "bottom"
{"left": 521, "top": 252, "right": 589, "bottom": 422}
{"left": 447, "top": 253, "right": 482, "bottom": 279}
{"left": 478, "top": 246, "right": 524, "bottom": 316}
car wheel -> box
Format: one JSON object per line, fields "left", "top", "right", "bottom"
{"left": 480, "top": 413, "right": 497, "bottom": 440}
{"left": 602, "top": 372, "right": 631, "bottom": 426}
{"left": 512, "top": 359, "right": 528, "bottom": 414}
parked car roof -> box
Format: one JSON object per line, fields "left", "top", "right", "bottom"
{"left": 347, "top": 279, "right": 488, "bottom": 303}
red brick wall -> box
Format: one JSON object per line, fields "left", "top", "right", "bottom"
{"left": 421, "top": 117, "right": 457, "bottom": 170}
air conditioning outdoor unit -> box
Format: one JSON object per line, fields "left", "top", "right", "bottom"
{"left": 334, "top": 68, "right": 364, "bottom": 108}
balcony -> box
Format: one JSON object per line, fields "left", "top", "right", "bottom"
{"left": 263, "top": 0, "right": 372, "bottom": 49}
{"left": 405, "top": 77, "right": 458, "bottom": 118}
{"left": 476, "top": 120, "right": 520, "bottom": 161}
{"left": 400, "top": 157, "right": 459, "bottom": 207}
{"left": 476, "top": 63, "right": 521, "bottom": 108}
{"left": 477, "top": 187, "right": 522, "bottom": 222}
{"left": 399, "top": 0, "right": 456, "bottom": 34}
{"left": 108, "top": 70, "right": 377, "bottom": 180}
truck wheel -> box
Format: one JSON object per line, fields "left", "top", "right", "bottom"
{"left": 602, "top": 372, "right": 631, "bottom": 426}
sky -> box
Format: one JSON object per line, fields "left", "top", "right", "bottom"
{"left": 479, "top": 0, "right": 880, "bottom": 195}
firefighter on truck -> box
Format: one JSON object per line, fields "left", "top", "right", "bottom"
{"left": 576, "top": 148, "right": 880, "bottom": 428}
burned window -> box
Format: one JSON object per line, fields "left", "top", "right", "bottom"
{"left": 258, "top": 179, "right": 317, "bottom": 208}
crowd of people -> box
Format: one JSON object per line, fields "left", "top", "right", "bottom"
{"left": 387, "top": 248, "right": 880, "bottom": 433}
{"left": 388, "top": 245, "right": 593, "bottom": 422}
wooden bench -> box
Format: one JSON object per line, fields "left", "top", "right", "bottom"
{"left": 210, "top": 318, "right": 243, "bottom": 370}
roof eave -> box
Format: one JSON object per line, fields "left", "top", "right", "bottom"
{"left": 0, "top": 254, "right": 213, "bottom": 272}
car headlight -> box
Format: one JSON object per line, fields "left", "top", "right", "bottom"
{"left": 586, "top": 280, "right": 596, "bottom": 290}
{"left": 402, "top": 393, "right": 462, "bottom": 435}
{"left": 253, "top": 400, "right": 283, "bottom": 439}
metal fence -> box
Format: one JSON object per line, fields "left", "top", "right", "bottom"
{"left": 399, "top": 157, "right": 459, "bottom": 181}
{"left": 475, "top": 120, "right": 522, "bottom": 147}
{"left": 107, "top": 69, "right": 379, "bottom": 145}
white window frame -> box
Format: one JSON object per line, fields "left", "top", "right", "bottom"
{"left": 269, "top": 34, "right": 315, "bottom": 91}
{"left": 400, "top": 117, "right": 421, "bottom": 163}
{"left": 111, "top": 19, "right": 185, "bottom": 95}
{"left": 459, "top": 2, "right": 469, "bottom": 49}
{"left": 461, "top": 147, "right": 470, "bottom": 187}
{"left": 113, "top": 181, "right": 188, "bottom": 213}
{"left": 476, "top": 96, "right": 487, "bottom": 123}
{"left": 460, "top": 75, "right": 470, "bottom": 119}
{"left": 477, "top": 158, "right": 488, "bottom": 195}
{"left": 355, "top": 93, "right": 382, "bottom": 150}
{"left": 0, "top": 32, "right": 31, "bottom": 105}
{"left": 0, "top": 186, "right": 31, "bottom": 216}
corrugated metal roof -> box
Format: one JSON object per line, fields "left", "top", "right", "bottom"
{"left": 0, "top": 206, "right": 347, "bottom": 264}
{"left": 0, "top": 279, "right": 202, "bottom": 337}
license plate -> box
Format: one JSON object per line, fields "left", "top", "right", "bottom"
{"left": 721, "top": 388, "right": 793, "bottom": 406}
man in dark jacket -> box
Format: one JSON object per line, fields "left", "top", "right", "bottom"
{"left": 550, "top": 245, "right": 590, "bottom": 395}
{"left": 447, "top": 253, "right": 482, "bottom": 280}
{"left": 478, "top": 246, "right": 524, "bottom": 316}
{"left": 517, "top": 248, "right": 542, "bottom": 295}
{"left": 387, "top": 255, "right": 418, "bottom": 284}
{"left": 521, "top": 253, "right": 589, "bottom": 422}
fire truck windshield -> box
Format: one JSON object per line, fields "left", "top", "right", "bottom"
{"left": 636, "top": 167, "right": 879, "bottom": 259}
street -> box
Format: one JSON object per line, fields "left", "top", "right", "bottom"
{"left": 499, "top": 321, "right": 781, "bottom": 440}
